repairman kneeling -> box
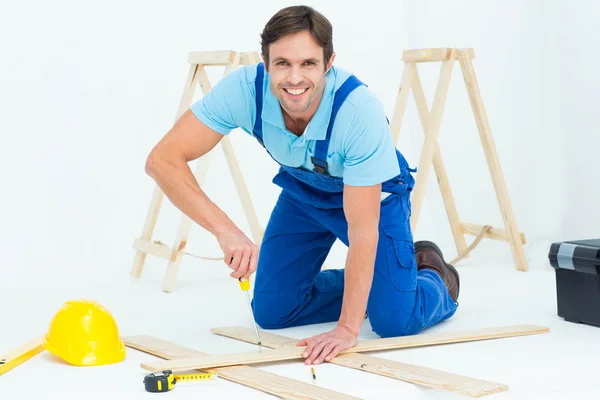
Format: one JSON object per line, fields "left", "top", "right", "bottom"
{"left": 144, "top": 5, "right": 459, "bottom": 366}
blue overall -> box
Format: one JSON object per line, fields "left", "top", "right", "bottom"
{"left": 250, "top": 63, "right": 457, "bottom": 338}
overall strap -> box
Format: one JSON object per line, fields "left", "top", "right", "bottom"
{"left": 254, "top": 64, "right": 368, "bottom": 173}
{"left": 253, "top": 62, "right": 265, "bottom": 147}
{"left": 312, "top": 75, "right": 366, "bottom": 175}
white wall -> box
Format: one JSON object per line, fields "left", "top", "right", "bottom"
{"left": 1, "top": 0, "right": 597, "bottom": 288}
{"left": 401, "top": 0, "right": 600, "bottom": 265}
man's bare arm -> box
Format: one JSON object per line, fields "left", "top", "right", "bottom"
{"left": 338, "top": 183, "right": 381, "bottom": 336}
{"left": 296, "top": 183, "right": 380, "bottom": 365}
{"left": 145, "top": 109, "right": 258, "bottom": 278}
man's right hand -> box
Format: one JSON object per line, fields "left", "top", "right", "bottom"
{"left": 144, "top": 109, "right": 259, "bottom": 280}
{"left": 216, "top": 229, "right": 259, "bottom": 280}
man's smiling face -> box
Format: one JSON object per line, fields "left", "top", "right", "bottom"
{"left": 265, "top": 30, "right": 335, "bottom": 120}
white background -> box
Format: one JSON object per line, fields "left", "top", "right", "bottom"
{"left": 3, "top": 2, "right": 600, "bottom": 399}
{"left": 1, "top": 0, "right": 598, "bottom": 287}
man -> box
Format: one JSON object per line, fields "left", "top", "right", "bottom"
{"left": 144, "top": 5, "right": 459, "bottom": 366}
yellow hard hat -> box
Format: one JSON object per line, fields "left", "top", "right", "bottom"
{"left": 44, "top": 299, "right": 126, "bottom": 366}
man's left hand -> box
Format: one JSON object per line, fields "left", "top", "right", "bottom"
{"left": 296, "top": 325, "right": 358, "bottom": 365}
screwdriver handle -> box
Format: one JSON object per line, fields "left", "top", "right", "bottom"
{"left": 238, "top": 277, "right": 250, "bottom": 291}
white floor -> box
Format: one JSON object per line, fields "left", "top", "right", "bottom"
{"left": 3, "top": 241, "right": 600, "bottom": 400}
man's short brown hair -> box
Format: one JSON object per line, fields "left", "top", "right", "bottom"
{"left": 260, "top": 5, "right": 334, "bottom": 69}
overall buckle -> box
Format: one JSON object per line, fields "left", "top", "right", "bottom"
{"left": 311, "top": 157, "right": 329, "bottom": 175}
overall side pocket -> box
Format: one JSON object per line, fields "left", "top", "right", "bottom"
{"left": 382, "top": 224, "right": 417, "bottom": 292}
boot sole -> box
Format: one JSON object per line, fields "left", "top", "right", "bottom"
{"left": 414, "top": 240, "right": 460, "bottom": 300}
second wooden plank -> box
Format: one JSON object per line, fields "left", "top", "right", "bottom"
{"left": 125, "top": 335, "right": 360, "bottom": 400}
{"left": 212, "top": 326, "right": 508, "bottom": 398}
{"left": 140, "top": 324, "right": 549, "bottom": 373}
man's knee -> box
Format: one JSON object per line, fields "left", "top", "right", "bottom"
{"left": 251, "top": 290, "right": 301, "bottom": 329}
{"left": 369, "top": 311, "right": 423, "bottom": 338}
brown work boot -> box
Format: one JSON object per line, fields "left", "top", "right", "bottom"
{"left": 415, "top": 240, "right": 460, "bottom": 302}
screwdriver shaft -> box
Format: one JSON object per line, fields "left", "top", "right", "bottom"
{"left": 244, "top": 291, "right": 263, "bottom": 351}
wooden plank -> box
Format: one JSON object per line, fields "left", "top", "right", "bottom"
{"left": 403, "top": 48, "right": 454, "bottom": 62}
{"left": 132, "top": 238, "right": 172, "bottom": 260}
{"left": 402, "top": 48, "right": 475, "bottom": 63}
{"left": 214, "top": 328, "right": 299, "bottom": 349}
{"left": 212, "top": 327, "right": 508, "bottom": 398}
{"left": 410, "top": 49, "right": 458, "bottom": 231}
{"left": 141, "top": 324, "right": 548, "bottom": 373}
{"left": 130, "top": 63, "right": 200, "bottom": 278}
{"left": 0, "top": 336, "right": 45, "bottom": 376}
{"left": 124, "top": 335, "right": 359, "bottom": 400}
{"left": 161, "top": 56, "right": 243, "bottom": 293}
{"left": 221, "top": 136, "right": 263, "bottom": 245}
{"left": 409, "top": 63, "right": 468, "bottom": 257}
{"left": 141, "top": 345, "right": 303, "bottom": 372}
{"left": 336, "top": 353, "right": 507, "bottom": 398}
{"left": 389, "top": 60, "right": 413, "bottom": 145}
{"left": 240, "top": 52, "right": 261, "bottom": 65}
{"left": 462, "top": 223, "right": 526, "bottom": 244}
{"left": 459, "top": 48, "right": 476, "bottom": 60}
{"left": 187, "top": 50, "right": 236, "bottom": 65}
{"left": 457, "top": 50, "right": 528, "bottom": 271}
{"left": 215, "top": 50, "right": 263, "bottom": 243}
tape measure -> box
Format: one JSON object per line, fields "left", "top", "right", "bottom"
{"left": 143, "top": 369, "right": 217, "bottom": 393}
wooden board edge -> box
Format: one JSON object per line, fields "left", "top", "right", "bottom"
{"left": 124, "top": 335, "right": 361, "bottom": 400}
{"left": 211, "top": 327, "right": 297, "bottom": 348}
{"left": 0, "top": 336, "right": 46, "bottom": 376}
{"left": 212, "top": 327, "right": 511, "bottom": 398}
{"left": 144, "top": 324, "right": 549, "bottom": 372}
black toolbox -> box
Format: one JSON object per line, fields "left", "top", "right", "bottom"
{"left": 548, "top": 239, "right": 600, "bottom": 327}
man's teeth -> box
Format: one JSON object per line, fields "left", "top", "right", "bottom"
{"left": 286, "top": 88, "right": 306, "bottom": 95}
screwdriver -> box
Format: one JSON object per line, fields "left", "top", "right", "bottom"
{"left": 238, "top": 277, "right": 263, "bottom": 351}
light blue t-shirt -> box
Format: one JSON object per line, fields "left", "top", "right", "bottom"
{"left": 190, "top": 64, "right": 400, "bottom": 187}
